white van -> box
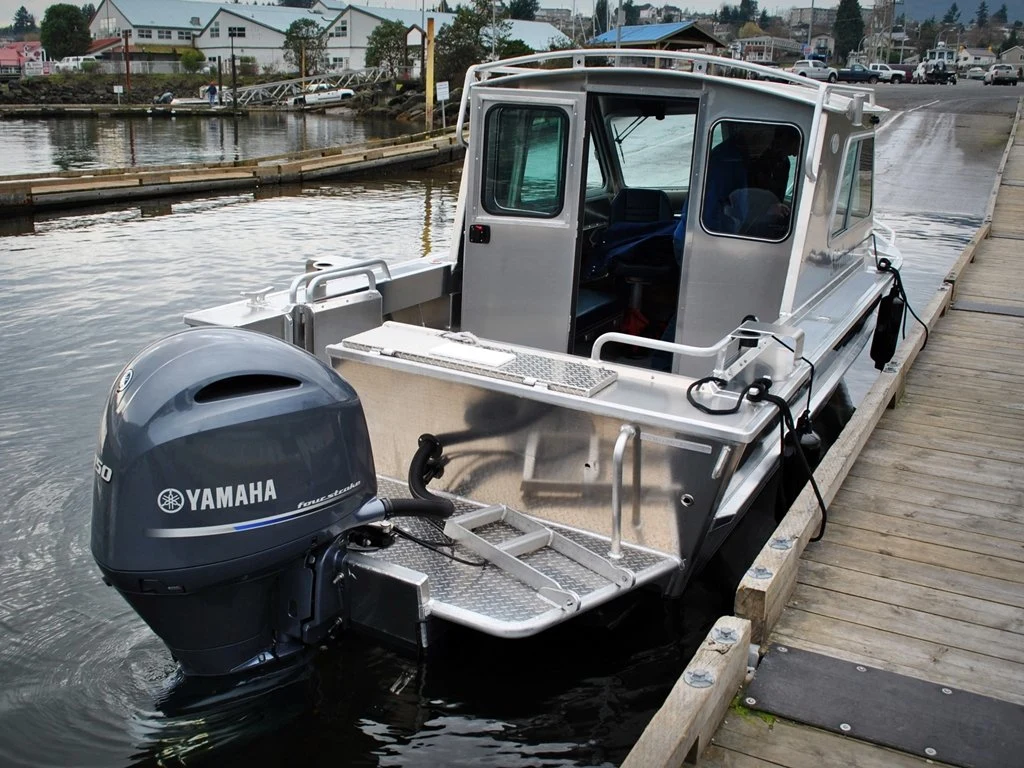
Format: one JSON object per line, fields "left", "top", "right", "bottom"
{"left": 54, "top": 55, "right": 99, "bottom": 72}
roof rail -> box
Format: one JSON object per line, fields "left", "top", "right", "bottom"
{"left": 454, "top": 48, "right": 877, "bottom": 184}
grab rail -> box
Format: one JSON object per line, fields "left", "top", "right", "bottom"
{"left": 610, "top": 424, "right": 641, "bottom": 560}
{"left": 304, "top": 268, "right": 378, "bottom": 302}
{"left": 591, "top": 332, "right": 732, "bottom": 363}
{"left": 287, "top": 258, "right": 392, "bottom": 303}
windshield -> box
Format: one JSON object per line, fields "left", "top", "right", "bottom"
{"left": 604, "top": 98, "right": 699, "bottom": 189}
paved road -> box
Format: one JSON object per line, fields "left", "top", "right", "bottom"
{"left": 871, "top": 80, "right": 1020, "bottom": 216}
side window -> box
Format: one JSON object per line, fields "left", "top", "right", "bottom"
{"left": 701, "top": 120, "right": 802, "bottom": 241}
{"left": 830, "top": 137, "right": 874, "bottom": 237}
{"left": 482, "top": 105, "right": 568, "bottom": 218}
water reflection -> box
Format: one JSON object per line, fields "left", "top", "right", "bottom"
{"left": 1, "top": 113, "right": 421, "bottom": 175}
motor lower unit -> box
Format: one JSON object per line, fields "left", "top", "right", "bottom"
{"left": 91, "top": 328, "right": 384, "bottom": 676}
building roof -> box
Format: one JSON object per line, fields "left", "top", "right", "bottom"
{"left": 960, "top": 47, "right": 994, "bottom": 56}
{"left": 589, "top": 21, "right": 723, "bottom": 48}
{"left": 210, "top": 5, "right": 330, "bottom": 35}
{"left": 348, "top": 5, "right": 570, "bottom": 50}
{"left": 98, "top": 0, "right": 220, "bottom": 30}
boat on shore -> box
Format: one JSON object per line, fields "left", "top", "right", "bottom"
{"left": 91, "top": 49, "right": 906, "bottom": 678}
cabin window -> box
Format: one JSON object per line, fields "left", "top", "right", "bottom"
{"left": 700, "top": 120, "right": 802, "bottom": 241}
{"left": 609, "top": 109, "right": 697, "bottom": 189}
{"left": 482, "top": 105, "right": 568, "bottom": 218}
{"left": 830, "top": 136, "right": 874, "bottom": 237}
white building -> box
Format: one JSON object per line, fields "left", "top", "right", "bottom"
{"left": 957, "top": 46, "right": 996, "bottom": 69}
{"left": 316, "top": 4, "right": 570, "bottom": 75}
{"left": 195, "top": 5, "right": 335, "bottom": 74}
{"left": 89, "top": 0, "right": 219, "bottom": 45}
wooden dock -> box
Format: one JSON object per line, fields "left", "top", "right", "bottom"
{"left": 0, "top": 131, "right": 462, "bottom": 215}
{"left": 626, "top": 106, "right": 1024, "bottom": 768}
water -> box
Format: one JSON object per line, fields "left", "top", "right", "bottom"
{"left": 0, "top": 112, "right": 419, "bottom": 175}
{"left": 0, "top": 115, "right": 992, "bottom": 767}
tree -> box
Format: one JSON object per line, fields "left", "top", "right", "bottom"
{"left": 594, "top": 0, "right": 608, "bottom": 35}
{"left": 40, "top": 4, "right": 91, "bottom": 62}
{"left": 500, "top": 38, "right": 533, "bottom": 57}
{"left": 758, "top": 8, "right": 769, "bottom": 27}
{"left": 623, "top": 0, "right": 640, "bottom": 25}
{"left": 917, "top": 16, "right": 938, "bottom": 55}
{"left": 737, "top": 0, "right": 758, "bottom": 22}
{"left": 80, "top": 4, "right": 95, "bottom": 22}
{"left": 180, "top": 47, "right": 206, "bottom": 73}
{"left": 832, "top": 0, "right": 864, "bottom": 64}
{"left": 738, "top": 21, "right": 763, "bottom": 37}
{"left": 435, "top": 6, "right": 487, "bottom": 82}
{"left": 13, "top": 6, "right": 37, "bottom": 34}
{"left": 942, "top": 3, "right": 960, "bottom": 24}
{"left": 991, "top": 3, "right": 1008, "bottom": 23}
{"left": 507, "top": 0, "right": 539, "bottom": 21}
{"left": 365, "top": 19, "right": 409, "bottom": 78}
{"left": 282, "top": 18, "right": 327, "bottom": 76}
{"left": 976, "top": 1, "right": 988, "bottom": 27}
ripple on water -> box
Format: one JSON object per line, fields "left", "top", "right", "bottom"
{"left": 0, "top": 168, "right": 983, "bottom": 767}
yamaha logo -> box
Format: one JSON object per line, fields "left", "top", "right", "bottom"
{"left": 116, "top": 368, "right": 134, "bottom": 393}
{"left": 157, "top": 488, "right": 185, "bottom": 514}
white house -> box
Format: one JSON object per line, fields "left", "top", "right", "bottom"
{"left": 957, "top": 46, "right": 996, "bottom": 69}
{"left": 1001, "top": 45, "right": 1024, "bottom": 64}
{"left": 195, "top": 6, "right": 337, "bottom": 75}
{"left": 320, "top": 4, "right": 570, "bottom": 75}
{"left": 89, "top": 0, "right": 220, "bottom": 45}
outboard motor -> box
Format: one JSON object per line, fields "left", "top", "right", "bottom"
{"left": 91, "top": 328, "right": 385, "bottom": 677}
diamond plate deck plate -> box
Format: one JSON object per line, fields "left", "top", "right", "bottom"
{"left": 747, "top": 645, "right": 1024, "bottom": 768}
{"left": 345, "top": 340, "right": 617, "bottom": 397}
{"left": 369, "top": 476, "right": 679, "bottom": 631}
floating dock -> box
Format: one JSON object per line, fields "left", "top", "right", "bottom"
{"left": 0, "top": 131, "right": 462, "bottom": 215}
{"left": 626, "top": 103, "right": 1024, "bottom": 767}
{"left": 0, "top": 104, "right": 247, "bottom": 119}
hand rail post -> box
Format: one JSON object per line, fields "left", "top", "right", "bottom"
{"left": 610, "top": 424, "right": 640, "bottom": 560}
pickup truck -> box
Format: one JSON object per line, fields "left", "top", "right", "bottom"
{"left": 868, "top": 63, "right": 905, "bottom": 83}
{"left": 291, "top": 83, "right": 356, "bottom": 108}
{"left": 790, "top": 60, "right": 838, "bottom": 82}
{"left": 836, "top": 63, "right": 879, "bottom": 84}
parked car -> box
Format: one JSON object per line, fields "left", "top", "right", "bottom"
{"left": 54, "top": 55, "right": 98, "bottom": 72}
{"left": 983, "top": 63, "right": 1019, "bottom": 85}
{"left": 837, "top": 63, "right": 878, "bottom": 83}
{"left": 789, "top": 59, "right": 837, "bottom": 82}
{"left": 966, "top": 66, "right": 987, "bottom": 80}
{"left": 868, "top": 63, "right": 905, "bottom": 83}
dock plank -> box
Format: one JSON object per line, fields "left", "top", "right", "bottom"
{"left": 802, "top": 540, "right": 1024, "bottom": 610}
{"left": 827, "top": 501, "right": 1024, "bottom": 561}
{"left": 855, "top": 440, "right": 1024, "bottom": 494}
{"left": 786, "top": 581, "right": 1024, "bottom": 664}
{"left": 707, "top": 714, "right": 936, "bottom": 768}
{"left": 796, "top": 559, "right": 1024, "bottom": 634}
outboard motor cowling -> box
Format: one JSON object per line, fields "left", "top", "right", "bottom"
{"left": 91, "top": 328, "right": 382, "bottom": 676}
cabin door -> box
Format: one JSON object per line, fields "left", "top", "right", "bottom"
{"left": 460, "top": 88, "right": 588, "bottom": 352}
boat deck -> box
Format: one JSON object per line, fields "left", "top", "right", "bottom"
{"left": 625, "top": 106, "right": 1024, "bottom": 768}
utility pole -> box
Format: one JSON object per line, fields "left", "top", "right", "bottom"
{"left": 615, "top": 0, "right": 622, "bottom": 49}
{"left": 230, "top": 33, "right": 237, "bottom": 109}
{"left": 122, "top": 29, "right": 131, "bottom": 91}
{"left": 806, "top": 0, "right": 814, "bottom": 51}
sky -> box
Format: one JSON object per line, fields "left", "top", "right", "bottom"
{"left": 2, "top": 0, "right": 847, "bottom": 30}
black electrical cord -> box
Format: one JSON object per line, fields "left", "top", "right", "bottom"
{"left": 746, "top": 378, "right": 829, "bottom": 542}
{"left": 391, "top": 525, "right": 487, "bottom": 567}
{"left": 876, "top": 257, "right": 928, "bottom": 348}
{"left": 686, "top": 376, "right": 750, "bottom": 415}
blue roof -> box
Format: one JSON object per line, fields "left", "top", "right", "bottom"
{"left": 590, "top": 21, "right": 703, "bottom": 46}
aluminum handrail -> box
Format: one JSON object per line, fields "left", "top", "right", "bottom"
{"left": 456, "top": 49, "right": 878, "bottom": 162}
{"left": 304, "top": 268, "right": 378, "bottom": 303}
{"left": 609, "top": 424, "right": 641, "bottom": 560}
{"left": 287, "top": 258, "right": 392, "bottom": 303}
{"left": 590, "top": 332, "right": 732, "bottom": 362}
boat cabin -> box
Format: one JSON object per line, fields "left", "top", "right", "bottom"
{"left": 454, "top": 52, "right": 882, "bottom": 376}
